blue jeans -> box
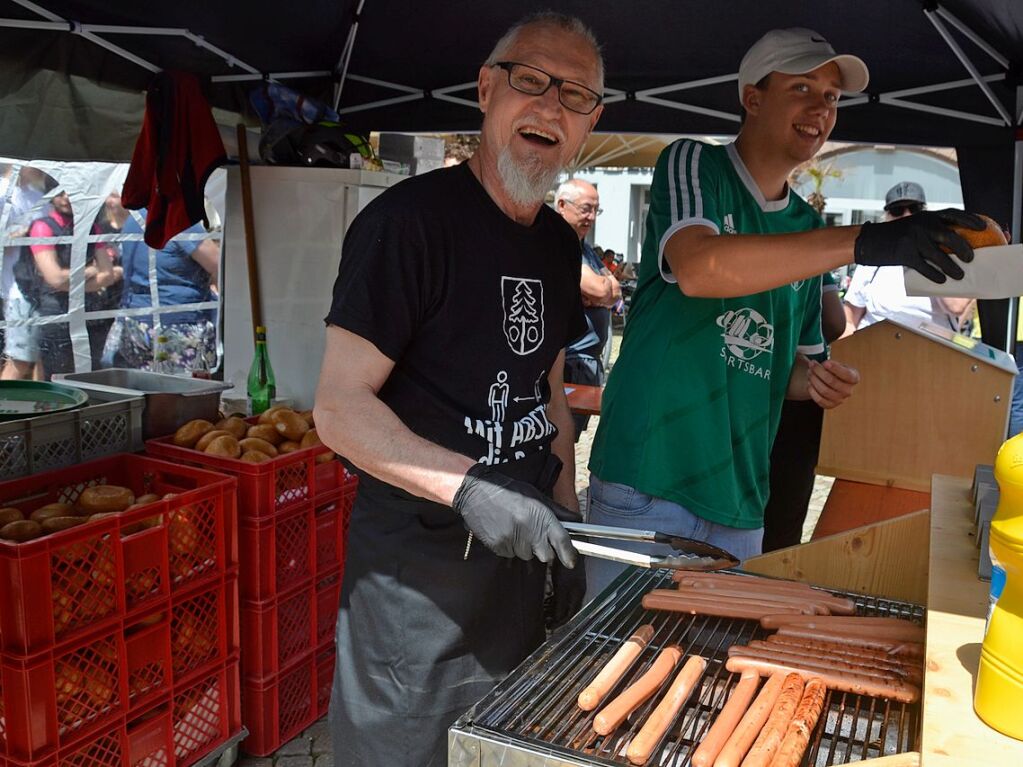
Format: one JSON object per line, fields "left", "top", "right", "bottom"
{"left": 583, "top": 474, "right": 764, "bottom": 603}
{"left": 1010, "top": 356, "right": 1023, "bottom": 438}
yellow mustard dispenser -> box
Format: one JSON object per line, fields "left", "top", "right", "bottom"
{"left": 975, "top": 431, "right": 1023, "bottom": 739}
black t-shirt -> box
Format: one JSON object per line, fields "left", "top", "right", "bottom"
{"left": 326, "top": 163, "right": 586, "bottom": 467}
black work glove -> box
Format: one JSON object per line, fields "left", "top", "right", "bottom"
{"left": 853, "top": 209, "right": 987, "bottom": 283}
{"left": 453, "top": 463, "right": 578, "bottom": 567}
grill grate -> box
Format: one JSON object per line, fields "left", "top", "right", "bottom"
{"left": 469, "top": 569, "right": 923, "bottom": 766}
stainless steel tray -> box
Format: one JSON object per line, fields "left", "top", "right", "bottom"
{"left": 55, "top": 368, "right": 232, "bottom": 439}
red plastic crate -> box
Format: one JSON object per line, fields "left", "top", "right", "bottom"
{"left": 240, "top": 652, "right": 316, "bottom": 756}
{"left": 127, "top": 707, "right": 173, "bottom": 767}
{"left": 239, "top": 581, "right": 314, "bottom": 680}
{"left": 0, "top": 627, "right": 124, "bottom": 762}
{"left": 172, "top": 660, "right": 240, "bottom": 767}
{"left": 315, "top": 570, "right": 342, "bottom": 648}
{"left": 170, "top": 577, "right": 235, "bottom": 683}
{"left": 315, "top": 644, "right": 335, "bottom": 718}
{"left": 238, "top": 504, "right": 314, "bottom": 601}
{"left": 125, "top": 617, "right": 172, "bottom": 714}
{"left": 0, "top": 454, "right": 236, "bottom": 654}
{"left": 146, "top": 419, "right": 334, "bottom": 521}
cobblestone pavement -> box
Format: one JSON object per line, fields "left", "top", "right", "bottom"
{"left": 248, "top": 330, "right": 835, "bottom": 764}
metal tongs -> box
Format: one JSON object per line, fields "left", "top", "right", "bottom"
{"left": 562, "top": 521, "right": 739, "bottom": 572}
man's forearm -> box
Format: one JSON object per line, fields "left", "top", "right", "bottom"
{"left": 546, "top": 387, "right": 579, "bottom": 512}
{"left": 667, "top": 225, "right": 860, "bottom": 298}
{"left": 314, "top": 387, "right": 475, "bottom": 507}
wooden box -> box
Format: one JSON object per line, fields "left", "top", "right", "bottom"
{"left": 818, "top": 318, "right": 1015, "bottom": 491}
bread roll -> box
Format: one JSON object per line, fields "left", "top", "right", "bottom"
{"left": 240, "top": 450, "right": 271, "bottom": 463}
{"left": 258, "top": 405, "right": 289, "bottom": 424}
{"left": 173, "top": 419, "right": 214, "bottom": 448}
{"left": 246, "top": 424, "right": 283, "bottom": 445}
{"left": 79, "top": 485, "right": 135, "bottom": 514}
{"left": 272, "top": 410, "right": 309, "bottom": 441}
{"left": 300, "top": 429, "right": 321, "bottom": 449}
{"left": 953, "top": 214, "right": 1008, "bottom": 249}
{"left": 41, "top": 516, "right": 87, "bottom": 533}
{"left": 204, "top": 434, "right": 242, "bottom": 458}
{"left": 131, "top": 494, "right": 162, "bottom": 507}
{"left": 298, "top": 409, "right": 315, "bottom": 427}
{"left": 278, "top": 440, "right": 301, "bottom": 454}
{"left": 31, "top": 503, "right": 76, "bottom": 523}
{"left": 215, "top": 416, "right": 249, "bottom": 440}
{"left": 239, "top": 437, "right": 278, "bottom": 457}
{"left": 195, "top": 429, "right": 232, "bottom": 452}
{"left": 0, "top": 507, "right": 25, "bottom": 526}
{"left": 1, "top": 519, "right": 43, "bottom": 542}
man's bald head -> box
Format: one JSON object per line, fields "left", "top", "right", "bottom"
{"left": 555, "top": 179, "right": 600, "bottom": 240}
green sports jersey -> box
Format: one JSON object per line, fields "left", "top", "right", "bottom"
{"left": 589, "top": 140, "right": 825, "bottom": 529}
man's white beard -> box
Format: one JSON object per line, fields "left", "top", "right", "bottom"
{"left": 497, "top": 146, "right": 561, "bottom": 207}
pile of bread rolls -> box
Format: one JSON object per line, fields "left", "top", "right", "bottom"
{"left": 0, "top": 485, "right": 163, "bottom": 544}
{"left": 172, "top": 407, "right": 331, "bottom": 464}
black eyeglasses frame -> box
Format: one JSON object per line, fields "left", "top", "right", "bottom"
{"left": 493, "top": 61, "right": 603, "bottom": 115}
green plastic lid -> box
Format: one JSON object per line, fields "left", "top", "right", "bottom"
{"left": 0, "top": 380, "right": 90, "bottom": 421}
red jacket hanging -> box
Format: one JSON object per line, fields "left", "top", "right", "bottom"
{"left": 123, "top": 71, "right": 226, "bottom": 249}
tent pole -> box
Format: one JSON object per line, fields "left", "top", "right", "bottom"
{"left": 333, "top": 0, "right": 367, "bottom": 110}
{"left": 924, "top": 7, "right": 1012, "bottom": 126}
{"left": 1010, "top": 87, "right": 1023, "bottom": 356}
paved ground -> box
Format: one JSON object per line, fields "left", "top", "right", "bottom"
{"left": 242, "top": 326, "right": 834, "bottom": 764}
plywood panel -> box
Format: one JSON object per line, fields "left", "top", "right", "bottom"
{"left": 744, "top": 510, "right": 930, "bottom": 603}
{"left": 812, "top": 479, "right": 930, "bottom": 539}
{"left": 819, "top": 322, "right": 1011, "bottom": 491}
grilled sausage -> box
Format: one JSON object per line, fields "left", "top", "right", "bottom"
{"left": 691, "top": 670, "right": 760, "bottom": 767}
{"left": 713, "top": 673, "right": 786, "bottom": 767}
{"left": 742, "top": 672, "right": 804, "bottom": 767}
{"left": 593, "top": 645, "right": 682, "bottom": 736}
{"left": 724, "top": 657, "right": 920, "bottom": 704}
{"left": 770, "top": 678, "right": 827, "bottom": 767}
{"left": 775, "top": 626, "right": 925, "bottom": 656}
{"left": 764, "top": 634, "right": 921, "bottom": 662}
{"left": 675, "top": 586, "right": 831, "bottom": 615}
{"left": 626, "top": 654, "right": 707, "bottom": 765}
{"left": 727, "top": 646, "right": 909, "bottom": 685}
{"left": 578, "top": 625, "right": 656, "bottom": 711}
{"left": 761, "top": 615, "right": 924, "bottom": 643}
{"left": 747, "top": 641, "right": 920, "bottom": 684}
{"left": 642, "top": 591, "right": 806, "bottom": 621}
{"left": 672, "top": 573, "right": 856, "bottom": 615}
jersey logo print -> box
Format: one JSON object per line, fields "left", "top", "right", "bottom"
{"left": 717, "top": 308, "right": 774, "bottom": 360}
{"left": 502, "top": 276, "right": 545, "bottom": 355}
{"left": 790, "top": 280, "right": 805, "bottom": 291}
{"left": 722, "top": 213, "right": 737, "bottom": 234}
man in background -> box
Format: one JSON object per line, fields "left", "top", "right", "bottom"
{"left": 555, "top": 178, "right": 620, "bottom": 440}
{"left": 844, "top": 181, "right": 975, "bottom": 334}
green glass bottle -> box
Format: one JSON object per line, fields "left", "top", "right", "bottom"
{"left": 247, "top": 326, "right": 276, "bottom": 415}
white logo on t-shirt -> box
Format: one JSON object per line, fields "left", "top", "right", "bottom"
{"left": 502, "top": 276, "right": 545, "bottom": 355}
{"left": 722, "top": 213, "right": 737, "bottom": 234}
{"left": 716, "top": 307, "right": 775, "bottom": 380}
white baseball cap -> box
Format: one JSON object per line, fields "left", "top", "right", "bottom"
{"left": 738, "top": 28, "right": 869, "bottom": 102}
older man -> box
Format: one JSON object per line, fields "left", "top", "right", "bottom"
{"left": 314, "top": 12, "right": 603, "bottom": 766}
{"left": 555, "top": 179, "right": 620, "bottom": 440}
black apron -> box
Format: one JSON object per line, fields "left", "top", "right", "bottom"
{"left": 329, "top": 451, "right": 561, "bottom": 766}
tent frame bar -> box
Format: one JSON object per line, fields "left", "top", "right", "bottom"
{"left": 924, "top": 7, "right": 1013, "bottom": 126}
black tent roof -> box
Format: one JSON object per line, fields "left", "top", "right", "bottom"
{"left": 2, "top": 0, "right": 1020, "bottom": 147}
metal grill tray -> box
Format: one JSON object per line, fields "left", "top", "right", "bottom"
{"left": 451, "top": 568, "right": 925, "bottom": 767}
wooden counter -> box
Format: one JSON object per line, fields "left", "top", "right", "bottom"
{"left": 743, "top": 475, "right": 1023, "bottom": 765}
{"left": 920, "top": 475, "right": 1022, "bottom": 765}
{"left": 565, "top": 383, "right": 602, "bottom": 416}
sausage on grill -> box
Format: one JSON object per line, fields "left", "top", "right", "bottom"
{"left": 578, "top": 624, "right": 656, "bottom": 711}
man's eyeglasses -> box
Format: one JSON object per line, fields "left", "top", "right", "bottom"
{"left": 564, "top": 198, "right": 603, "bottom": 216}
{"left": 493, "top": 61, "right": 603, "bottom": 115}
{"left": 887, "top": 202, "right": 924, "bottom": 218}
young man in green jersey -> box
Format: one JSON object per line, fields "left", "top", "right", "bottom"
{"left": 584, "top": 27, "right": 984, "bottom": 599}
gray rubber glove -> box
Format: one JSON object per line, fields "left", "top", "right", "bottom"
{"left": 452, "top": 463, "right": 577, "bottom": 567}
{"left": 853, "top": 209, "right": 986, "bottom": 283}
